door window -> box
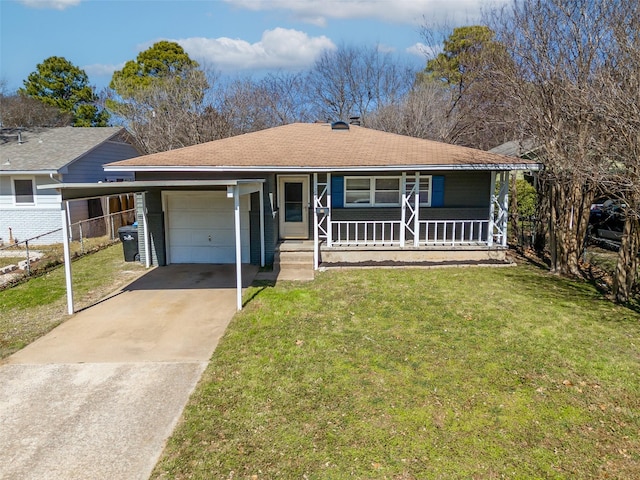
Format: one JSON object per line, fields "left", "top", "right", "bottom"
{"left": 284, "top": 182, "right": 303, "bottom": 222}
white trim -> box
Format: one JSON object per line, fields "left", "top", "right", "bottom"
{"left": 234, "top": 186, "right": 243, "bottom": 311}
{"left": 413, "top": 175, "right": 432, "bottom": 207}
{"left": 61, "top": 202, "right": 74, "bottom": 315}
{"left": 0, "top": 170, "right": 57, "bottom": 175}
{"left": 104, "top": 163, "right": 542, "bottom": 173}
{"left": 142, "top": 193, "right": 150, "bottom": 268}
{"left": 278, "top": 175, "right": 310, "bottom": 239}
{"left": 313, "top": 173, "right": 319, "bottom": 270}
{"left": 259, "top": 183, "right": 265, "bottom": 267}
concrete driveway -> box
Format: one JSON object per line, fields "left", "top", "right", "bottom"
{"left": 0, "top": 264, "right": 258, "bottom": 480}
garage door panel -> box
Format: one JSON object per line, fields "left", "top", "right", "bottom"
{"left": 170, "top": 212, "right": 216, "bottom": 229}
{"left": 166, "top": 192, "right": 251, "bottom": 264}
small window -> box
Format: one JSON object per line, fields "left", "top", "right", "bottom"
{"left": 374, "top": 177, "right": 400, "bottom": 204}
{"left": 14, "top": 179, "right": 35, "bottom": 204}
{"left": 344, "top": 176, "right": 401, "bottom": 207}
{"left": 345, "top": 177, "right": 371, "bottom": 205}
{"left": 419, "top": 176, "right": 433, "bottom": 206}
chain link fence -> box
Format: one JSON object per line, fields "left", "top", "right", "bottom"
{"left": 0, "top": 209, "right": 135, "bottom": 288}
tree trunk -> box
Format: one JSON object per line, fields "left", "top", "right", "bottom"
{"left": 534, "top": 174, "right": 548, "bottom": 254}
{"left": 550, "top": 179, "right": 595, "bottom": 276}
{"left": 613, "top": 211, "right": 640, "bottom": 303}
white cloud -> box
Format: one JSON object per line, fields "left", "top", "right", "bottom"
{"left": 19, "top": 0, "right": 81, "bottom": 10}
{"left": 406, "top": 42, "right": 441, "bottom": 59}
{"left": 82, "top": 63, "right": 125, "bottom": 79}
{"left": 223, "top": 0, "right": 505, "bottom": 25}
{"left": 172, "top": 28, "right": 336, "bottom": 71}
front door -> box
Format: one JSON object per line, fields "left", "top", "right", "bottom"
{"left": 278, "top": 175, "right": 309, "bottom": 239}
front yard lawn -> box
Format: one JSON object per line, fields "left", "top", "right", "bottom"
{"left": 153, "top": 264, "right": 640, "bottom": 479}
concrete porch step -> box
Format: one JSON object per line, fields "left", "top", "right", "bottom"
{"left": 276, "top": 240, "right": 315, "bottom": 252}
{"left": 271, "top": 242, "right": 315, "bottom": 281}
{"left": 274, "top": 250, "right": 314, "bottom": 266}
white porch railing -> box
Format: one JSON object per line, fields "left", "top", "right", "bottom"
{"left": 329, "top": 219, "right": 491, "bottom": 247}
{"left": 331, "top": 220, "right": 402, "bottom": 246}
{"left": 417, "top": 220, "right": 490, "bottom": 246}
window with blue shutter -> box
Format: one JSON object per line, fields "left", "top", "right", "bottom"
{"left": 431, "top": 175, "right": 445, "bottom": 207}
{"left": 331, "top": 175, "right": 344, "bottom": 208}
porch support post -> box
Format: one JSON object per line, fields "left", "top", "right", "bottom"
{"left": 259, "top": 183, "right": 265, "bottom": 267}
{"left": 488, "top": 171, "right": 496, "bottom": 247}
{"left": 234, "top": 186, "right": 243, "bottom": 311}
{"left": 313, "top": 173, "right": 319, "bottom": 270}
{"left": 142, "top": 192, "right": 151, "bottom": 268}
{"left": 61, "top": 201, "right": 74, "bottom": 315}
{"left": 326, "top": 173, "right": 332, "bottom": 248}
{"left": 414, "top": 172, "right": 420, "bottom": 247}
{"left": 499, "top": 171, "right": 509, "bottom": 247}
{"left": 400, "top": 172, "right": 406, "bottom": 247}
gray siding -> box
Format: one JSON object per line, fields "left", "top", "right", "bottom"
{"left": 63, "top": 140, "right": 138, "bottom": 183}
{"left": 134, "top": 190, "right": 165, "bottom": 266}
{"left": 442, "top": 171, "right": 491, "bottom": 208}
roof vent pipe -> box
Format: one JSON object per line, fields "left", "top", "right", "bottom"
{"left": 349, "top": 116, "right": 361, "bottom": 126}
{"left": 17, "top": 131, "right": 23, "bottom": 144}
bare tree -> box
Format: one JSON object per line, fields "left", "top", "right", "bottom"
{"left": 259, "top": 72, "right": 313, "bottom": 125}
{"left": 368, "top": 80, "right": 454, "bottom": 140}
{"left": 1, "top": 80, "right": 72, "bottom": 128}
{"left": 0, "top": 93, "right": 72, "bottom": 128}
{"left": 489, "top": 0, "right": 614, "bottom": 276}
{"left": 594, "top": 2, "right": 640, "bottom": 302}
{"left": 306, "top": 44, "right": 414, "bottom": 125}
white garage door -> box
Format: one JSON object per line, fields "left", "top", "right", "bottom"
{"left": 165, "top": 192, "right": 250, "bottom": 264}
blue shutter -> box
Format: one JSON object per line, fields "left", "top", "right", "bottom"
{"left": 431, "top": 175, "right": 445, "bottom": 207}
{"left": 331, "top": 175, "right": 344, "bottom": 208}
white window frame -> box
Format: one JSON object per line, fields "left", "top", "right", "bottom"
{"left": 12, "top": 176, "right": 36, "bottom": 206}
{"left": 410, "top": 175, "right": 433, "bottom": 207}
{"left": 344, "top": 176, "right": 402, "bottom": 207}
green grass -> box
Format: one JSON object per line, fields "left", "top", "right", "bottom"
{"left": 153, "top": 264, "right": 640, "bottom": 479}
{"left": 0, "top": 243, "right": 146, "bottom": 358}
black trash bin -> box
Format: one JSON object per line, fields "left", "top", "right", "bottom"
{"left": 118, "top": 225, "right": 139, "bottom": 262}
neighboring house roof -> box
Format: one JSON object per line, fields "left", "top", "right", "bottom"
{"left": 0, "top": 127, "right": 130, "bottom": 173}
{"left": 105, "top": 123, "right": 541, "bottom": 173}
{"left": 489, "top": 139, "right": 539, "bottom": 158}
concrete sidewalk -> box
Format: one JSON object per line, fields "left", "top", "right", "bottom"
{"left": 0, "top": 264, "right": 258, "bottom": 480}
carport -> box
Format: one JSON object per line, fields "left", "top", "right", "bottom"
{"left": 40, "top": 179, "right": 266, "bottom": 313}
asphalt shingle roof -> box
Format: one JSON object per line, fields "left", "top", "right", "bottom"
{"left": 106, "top": 123, "right": 539, "bottom": 171}
{"left": 489, "top": 139, "right": 538, "bottom": 158}
{"left": 0, "top": 127, "right": 126, "bottom": 172}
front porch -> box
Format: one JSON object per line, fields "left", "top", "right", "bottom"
{"left": 310, "top": 172, "right": 511, "bottom": 270}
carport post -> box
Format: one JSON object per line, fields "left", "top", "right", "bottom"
{"left": 259, "top": 182, "right": 265, "bottom": 267}
{"left": 142, "top": 192, "right": 150, "bottom": 268}
{"left": 234, "top": 186, "right": 243, "bottom": 310}
{"left": 61, "top": 201, "right": 74, "bottom": 314}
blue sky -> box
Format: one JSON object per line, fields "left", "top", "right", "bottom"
{"left": 1, "top": 0, "right": 500, "bottom": 92}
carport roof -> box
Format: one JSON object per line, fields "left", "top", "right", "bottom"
{"left": 38, "top": 179, "right": 264, "bottom": 201}
{"left": 104, "top": 123, "right": 542, "bottom": 172}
